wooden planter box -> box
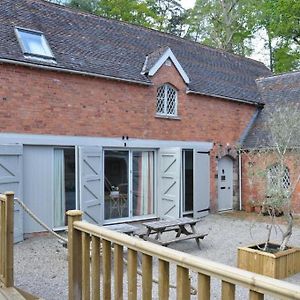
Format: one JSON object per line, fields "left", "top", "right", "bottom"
{"left": 237, "top": 243, "right": 300, "bottom": 279}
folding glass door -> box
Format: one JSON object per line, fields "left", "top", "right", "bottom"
{"left": 104, "top": 149, "right": 154, "bottom": 220}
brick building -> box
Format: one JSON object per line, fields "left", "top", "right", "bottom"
{"left": 242, "top": 72, "right": 300, "bottom": 214}
{"left": 0, "top": 0, "right": 277, "bottom": 240}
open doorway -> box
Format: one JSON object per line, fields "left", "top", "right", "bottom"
{"left": 53, "top": 148, "right": 76, "bottom": 227}
{"left": 104, "top": 150, "right": 129, "bottom": 220}
{"left": 104, "top": 149, "right": 154, "bottom": 221}
{"left": 183, "top": 150, "right": 193, "bottom": 215}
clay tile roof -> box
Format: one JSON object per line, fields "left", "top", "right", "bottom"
{"left": 142, "top": 46, "right": 170, "bottom": 74}
{"left": 243, "top": 71, "right": 300, "bottom": 148}
{"left": 0, "top": 0, "right": 272, "bottom": 103}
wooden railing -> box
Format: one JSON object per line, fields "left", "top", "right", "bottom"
{"left": 67, "top": 210, "right": 300, "bottom": 300}
{"left": 0, "top": 192, "right": 14, "bottom": 288}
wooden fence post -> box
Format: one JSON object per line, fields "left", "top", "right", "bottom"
{"left": 67, "top": 210, "right": 83, "bottom": 300}
{"left": 5, "top": 191, "right": 14, "bottom": 288}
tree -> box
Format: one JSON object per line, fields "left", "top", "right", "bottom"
{"left": 256, "top": 0, "right": 300, "bottom": 73}
{"left": 96, "top": 0, "right": 157, "bottom": 28}
{"left": 186, "top": 0, "right": 256, "bottom": 55}
{"left": 147, "top": 0, "right": 187, "bottom": 36}
{"left": 68, "top": 0, "right": 99, "bottom": 13}
{"left": 241, "top": 100, "right": 300, "bottom": 251}
{"left": 67, "top": 0, "right": 187, "bottom": 35}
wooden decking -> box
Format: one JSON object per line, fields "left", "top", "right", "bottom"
{"left": 0, "top": 287, "right": 26, "bottom": 300}
{"left": 0, "top": 192, "right": 42, "bottom": 300}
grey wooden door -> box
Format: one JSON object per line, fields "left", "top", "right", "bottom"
{"left": 193, "top": 150, "right": 210, "bottom": 218}
{"left": 0, "top": 145, "right": 23, "bottom": 242}
{"left": 78, "top": 146, "right": 103, "bottom": 224}
{"left": 218, "top": 156, "right": 233, "bottom": 211}
{"left": 158, "top": 148, "right": 181, "bottom": 219}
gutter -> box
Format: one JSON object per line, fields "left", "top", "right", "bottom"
{"left": 0, "top": 58, "right": 152, "bottom": 86}
{"left": 239, "top": 151, "right": 242, "bottom": 210}
{"left": 186, "top": 89, "right": 264, "bottom": 107}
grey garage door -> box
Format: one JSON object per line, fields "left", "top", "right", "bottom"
{"left": 0, "top": 145, "right": 23, "bottom": 242}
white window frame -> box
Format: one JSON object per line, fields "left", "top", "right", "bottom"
{"left": 15, "top": 27, "right": 55, "bottom": 60}
{"left": 156, "top": 84, "right": 178, "bottom": 117}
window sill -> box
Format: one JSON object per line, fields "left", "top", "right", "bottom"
{"left": 155, "top": 114, "right": 181, "bottom": 120}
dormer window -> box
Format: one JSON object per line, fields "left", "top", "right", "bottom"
{"left": 15, "top": 27, "right": 54, "bottom": 60}
{"left": 156, "top": 84, "right": 177, "bottom": 117}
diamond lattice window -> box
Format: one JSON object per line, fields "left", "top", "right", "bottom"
{"left": 156, "top": 84, "right": 177, "bottom": 116}
{"left": 267, "top": 164, "right": 291, "bottom": 191}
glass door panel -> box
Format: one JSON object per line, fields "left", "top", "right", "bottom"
{"left": 132, "top": 151, "right": 154, "bottom": 216}
{"left": 53, "top": 148, "right": 76, "bottom": 227}
{"left": 183, "top": 150, "right": 193, "bottom": 213}
{"left": 104, "top": 150, "right": 129, "bottom": 220}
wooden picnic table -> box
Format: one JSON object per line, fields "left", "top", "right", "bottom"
{"left": 141, "top": 217, "right": 207, "bottom": 248}
{"left": 104, "top": 223, "right": 137, "bottom": 236}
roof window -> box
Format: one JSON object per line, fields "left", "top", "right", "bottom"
{"left": 15, "top": 27, "right": 54, "bottom": 60}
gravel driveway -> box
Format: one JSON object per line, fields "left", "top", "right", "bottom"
{"left": 14, "top": 213, "right": 300, "bottom": 299}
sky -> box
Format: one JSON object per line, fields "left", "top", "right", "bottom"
{"left": 181, "top": 0, "right": 196, "bottom": 9}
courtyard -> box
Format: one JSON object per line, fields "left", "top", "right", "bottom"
{"left": 13, "top": 212, "right": 300, "bottom": 299}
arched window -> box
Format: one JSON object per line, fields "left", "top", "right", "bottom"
{"left": 267, "top": 164, "right": 290, "bottom": 193}
{"left": 156, "top": 84, "right": 177, "bottom": 116}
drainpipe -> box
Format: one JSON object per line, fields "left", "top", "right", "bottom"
{"left": 238, "top": 150, "right": 242, "bottom": 210}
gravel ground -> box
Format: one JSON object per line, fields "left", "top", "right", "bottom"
{"left": 14, "top": 213, "right": 300, "bottom": 299}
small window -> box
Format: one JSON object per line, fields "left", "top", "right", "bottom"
{"left": 156, "top": 84, "right": 177, "bottom": 116}
{"left": 267, "top": 164, "right": 290, "bottom": 193}
{"left": 15, "top": 27, "right": 54, "bottom": 59}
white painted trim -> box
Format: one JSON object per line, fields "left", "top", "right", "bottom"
{"left": 0, "top": 133, "right": 213, "bottom": 152}
{"left": 148, "top": 48, "right": 190, "bottom": 84}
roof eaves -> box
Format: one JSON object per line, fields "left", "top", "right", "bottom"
{"left": 0, "top": 57, "right": 152, "bottom": 86}
{"left": 186, "top": 89, "right": 264, "bottom": 106}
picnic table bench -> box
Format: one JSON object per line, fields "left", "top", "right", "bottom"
{"left": 141, "top": 217, "right": 207, "bottom": 249}
{"left": 104, "top": 223, "right": 137, "bottom": 235}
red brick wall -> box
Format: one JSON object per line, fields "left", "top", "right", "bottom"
{"left": 0, "top": 62, "right": 257, "bottom": 210}
{"left": 241, "top": 153, "right": 300, "bottom": 213}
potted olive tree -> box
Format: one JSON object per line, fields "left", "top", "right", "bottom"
{"left": 238, "top": 100, "right": 300, "bottom": 279}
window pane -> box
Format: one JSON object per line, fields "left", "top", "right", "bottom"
{"left": 156, "top": 86, "right": 165, "bottom": 114}
{"left": 184, "top": 150, "right": 193, "bottom": 212}
{"left": 267, "top": 164, "right": 290, "bottom": 193}
{"left": 104, "top": 150, "right": 129, "bottom": 219}
{"left": 17, "top": 29, "right": 53, "bottom": 57}
{"left": 166, "top": 85, "right": 177, "bottom": 115}
{"left": 132, "top": 151, "right": 154, "bottom": 216}
{"left": 53, "top": 148, "right": 76, "bottom": 227}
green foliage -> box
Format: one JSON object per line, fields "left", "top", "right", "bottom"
{"left": 256, "top": 0, "right": 300, "bottom": 73}
{"left": 96, "top": 0, "right": 157, "bottom": 28}
{"left": 186, "top": 0, "right": 256, "bottom": 55}
{"left": 147, "top": 0, "right": 187, "bottom": 36}
{"left": 67, "top": 0, "right": 186, "bottom": 33}
{"left": 68, "top": 0, "right": 98, "bottom": 13}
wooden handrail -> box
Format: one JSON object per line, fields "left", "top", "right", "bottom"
{"left": 67, "top": 210, "right": 300, "bottom": 300}
{"left": 0, "top": 192, "right": 14, "bottom": 288}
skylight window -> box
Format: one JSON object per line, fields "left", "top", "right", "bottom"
{"left": 15, "top": 27, "right": 54, "bottom": 59}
